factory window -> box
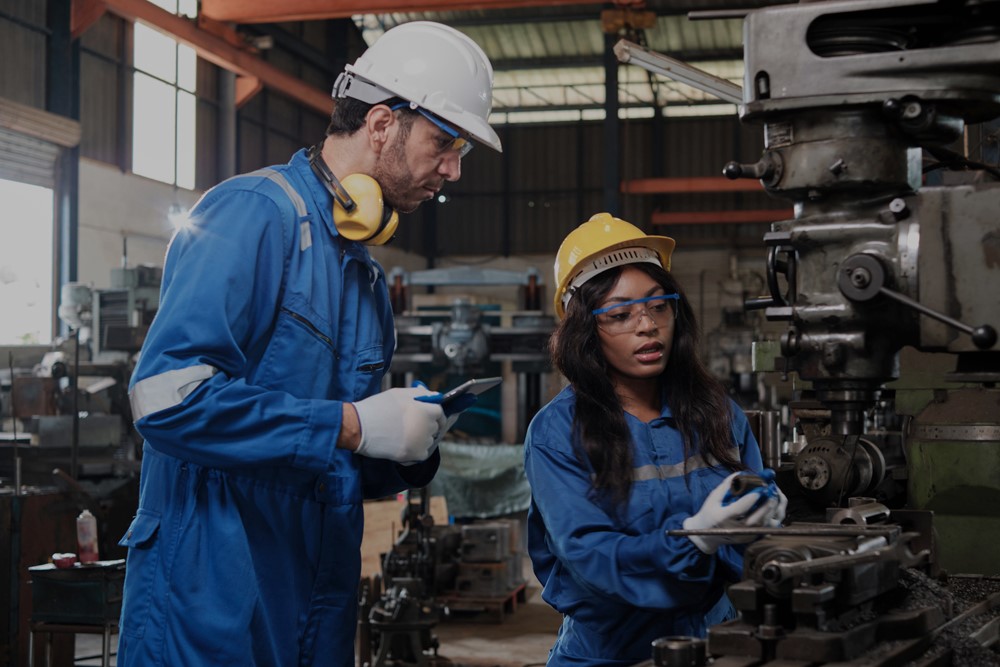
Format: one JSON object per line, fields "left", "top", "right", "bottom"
{"left": 131, "top": 0, "right": 197, "bottom": 189}
{"left": 0, "top": 179, "right": 54, "bottom": 344}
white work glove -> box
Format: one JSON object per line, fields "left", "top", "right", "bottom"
{"left": 682, "top": 471, "right": 781, "bottom": 554}
{"left": 766, "top": 484, "right": 788, "bottom": 528}
{"left": 412, "top": 381, "right": 478, "bottom": 437}
{"left": 352, "top": 386, "right": 447, "bottom": 464}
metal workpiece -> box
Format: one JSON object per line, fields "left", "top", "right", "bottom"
{"left": 829, "top": 498, "right": 891, "bottom": 526}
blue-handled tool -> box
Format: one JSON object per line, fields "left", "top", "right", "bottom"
{"left": 413, "top": 377, "right": 501, "bottom": 417}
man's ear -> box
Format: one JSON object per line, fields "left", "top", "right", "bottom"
{"left": 366, "top": 104, "right": 394, "bottom": 152}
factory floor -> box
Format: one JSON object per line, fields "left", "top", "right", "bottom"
{"left": 73, "top": 566, "right": 560, "bottom": 667}
{"left": 432, "top": 578, "right": 560, "bottom": 667}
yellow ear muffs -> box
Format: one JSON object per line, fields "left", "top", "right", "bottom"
{"left": 308, "top": 143, "right": 398, "bottom": 246}
{"left": 332, "top": 173, "right": 399, "bottom": 245}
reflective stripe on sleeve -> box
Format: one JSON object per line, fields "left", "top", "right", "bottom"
{"left": 130, "top": 364, "right": 219, "bottom": 421}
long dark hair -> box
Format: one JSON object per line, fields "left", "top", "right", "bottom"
{"left": 550, "top": 262, "right": 744, "bottom": 509}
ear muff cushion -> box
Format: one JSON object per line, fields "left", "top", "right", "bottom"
{"left": 367, "top": 208, "right": 399, "bottom": 246}
{"left": 333, "top": 173, "right": 391, "bottom": 242}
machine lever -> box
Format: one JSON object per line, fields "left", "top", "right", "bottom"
{"left": 877, "top": 286, "right": 997, "bottom": 350}
{"left": 838, "top": 253, "right": 997, "bottom": 350}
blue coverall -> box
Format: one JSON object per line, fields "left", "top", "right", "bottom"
{"left": 117, "top": 149, "right": 439, "bottom": 667}
{"left": 524, "top": 386, "right": 763, "bottom": 666}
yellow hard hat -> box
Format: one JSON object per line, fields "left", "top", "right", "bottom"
{"left": 553, "top": 212, "right": 676, "bottom": 318}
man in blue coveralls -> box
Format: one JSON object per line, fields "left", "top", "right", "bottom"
{"left": 117, "top": 22, "right": 502, "bottom": 666}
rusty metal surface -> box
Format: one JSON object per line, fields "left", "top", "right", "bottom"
{"left": 10, "top": 378, "right": 59, "bottom": 419}
{"left": 1, "top": 490, "right": 79, "bottom": 667}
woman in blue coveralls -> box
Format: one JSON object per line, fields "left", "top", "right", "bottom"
{"left": 524, "top": 213, "right": 787, "bottom": 666}
{"left": 117, "top": 22, "right": 502, "bottom": 667}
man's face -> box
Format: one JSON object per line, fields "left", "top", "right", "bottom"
{"left": 372, "top": 113, "right": 466, "bottom": 214}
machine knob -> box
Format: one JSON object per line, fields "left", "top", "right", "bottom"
{"left": 723, "top": 152, "right": 782, "bottom": 186}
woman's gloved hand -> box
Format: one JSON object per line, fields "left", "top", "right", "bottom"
{"left": 682, "top": 471, "right": 781, "bottom": 554}
{"left": 352, "top": 386, "right": 447, "bottom": 464}
{"left": 766, "top": 483, "right": 788, "bottom": 527}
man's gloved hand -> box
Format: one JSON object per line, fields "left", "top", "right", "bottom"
{"left": 682, "top": 471, "right": 781, "bottom": 554}
{"left": 352, "top": 386, "right": 447, "bottom": 464}
{"left": 413, "top": 381, "right": 479, "bottom": 435}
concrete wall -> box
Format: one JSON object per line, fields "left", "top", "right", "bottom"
{"left": 78, "top": 158, "right": 201, "bottom": 288}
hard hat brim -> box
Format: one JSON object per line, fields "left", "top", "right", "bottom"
{"left": 438, "top": 110, "right": 503, "bottom": 153}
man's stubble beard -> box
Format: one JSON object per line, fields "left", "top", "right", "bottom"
{"left": 371, "top": 131, "right": 418, "bottom": 214}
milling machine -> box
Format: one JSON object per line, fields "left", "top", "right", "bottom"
{"left": 730, "top": 0, "right": 1000, "bottom": 577}
{"left": 388, "top": 265, "right": 554, "bottom": 443}
{"left": 620, "top": 0, "right": 1000, "bottom": 575}
{"left": 616, "top": 0, "right": 1000, "bottom": 664}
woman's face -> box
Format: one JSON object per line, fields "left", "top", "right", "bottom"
{"left": 595, "top": 266, "right": 675, "bottom": 385}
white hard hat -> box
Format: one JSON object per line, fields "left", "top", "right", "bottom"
{"left": 333, "top": 21, "right": 502, "bottom": 153}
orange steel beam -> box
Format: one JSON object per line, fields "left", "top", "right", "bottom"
{"left": 72, "top": 0, "right": 108, "bottom": 39}
{"left": 651, "top": 209, "right": 793, "bottom": 225}
{"left": 202, "top": 0, "right": 606, "bottom": 23}
{"left": 78, "top": 0, "right": 332, "bottom": 116}
{"left": 622, "top": 177, "right": 765, "bottom": 194}
{"left": 235, "top": 76, "right": 263, "bottom": 108}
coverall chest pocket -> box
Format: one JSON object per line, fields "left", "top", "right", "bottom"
{"left": 352, "top": 344, "right": 385, "bottom": 399}
{"left": 258, "top": 303, "right": 336, "bottom": 398}
{"left": 117, "top": 509, "right": 161, "bottom": 638}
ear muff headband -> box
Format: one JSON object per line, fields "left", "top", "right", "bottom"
{"left": 307, "top": 144, "right": 399, "bottom": 245}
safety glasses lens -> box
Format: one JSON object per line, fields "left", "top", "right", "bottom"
{"left": 592, "top": 294, "right": 679, "bottom": 334}
{"left": 413, "top": 107, "right": 473, "bottom": 157}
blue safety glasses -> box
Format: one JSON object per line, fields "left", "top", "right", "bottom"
{"left": 390, "top": 102, "right": 473, "bottom": 157}
{"left": 592, "top": 293, "right": 679, "bottom": 335}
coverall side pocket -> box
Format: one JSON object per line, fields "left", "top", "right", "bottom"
{"left": 117, "top": 509, "right": 161, "bottom": 638}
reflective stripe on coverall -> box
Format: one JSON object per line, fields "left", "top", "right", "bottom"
{"left": 524, "top": 386, "right": 763, "bottom": 666}
{"left": 118, "top": 149, "right": 439, "bottom": 667}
